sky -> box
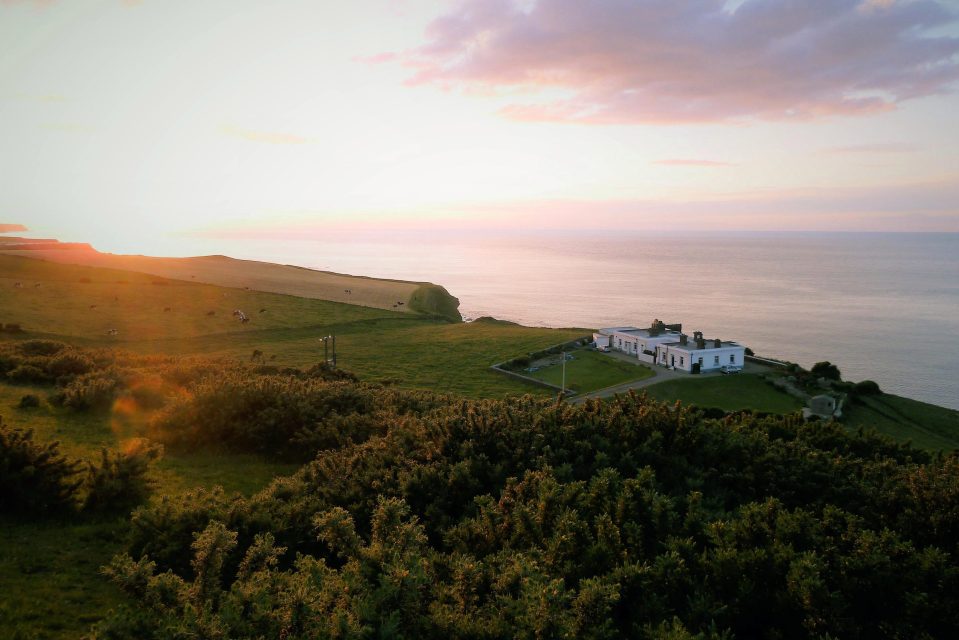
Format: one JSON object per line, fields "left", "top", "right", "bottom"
{"left": 1, "top": 0, "right": 958, "bottom": 254}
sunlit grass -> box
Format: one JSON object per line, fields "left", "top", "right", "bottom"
{"left": 644, "top": 373, "right": 802, "bottom": 415}
{"left": 525, "top": 349, "right": 654, "bottom": 393}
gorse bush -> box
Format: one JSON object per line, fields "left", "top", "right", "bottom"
{"left": 147, "top": 371, "right": 447, "bottom": 461}
{"left": 0, "top": 419, "right": 161, "bottom": 518}
{"left": 0, "top": 419, "right": 82, "bottom": 515}
{"left": 92, "top": 389, "right": 959, "bottom": 639}
{"left": 82, "top": 439, "right": 164, "bottom": 515}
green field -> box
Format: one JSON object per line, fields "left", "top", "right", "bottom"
{"left": 644, "top": 373, "right": 803, "bottom": 415}
{"left": 842, "top": 393, "right": 959, "bottom": 452}
{"left": 526, "top": 349, "right": 654, "bottom": 393}
{"left": 0, "top": 255, "right": 585, "bottom": 398}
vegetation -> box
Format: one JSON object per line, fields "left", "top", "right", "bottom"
{"left": 843, "top": 393, "right": 959, "bottom": 452}
{"left": 525, "top": 349, "right": 655, "bottom": 393}
{"left": 810, "top": 360, "right": 842, "bottom": 381}
{"left": 3, "top": 254, "right": 959, "bottom": 638}
{"left": 408, "top": 283, "right": 462, "bottom": 322}
{"left": 0, "top": 249, "right": 442, "bottom": 316}
{"left": 0, "top": 256, "right": 583, "bottom": 398}
{"left": 80, "top": 375, "right": 959, "bottom": 639}
{"left": 644, "top": 373, "right": 803, "bottom": 415}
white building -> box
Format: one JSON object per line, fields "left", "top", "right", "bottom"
{"left": 595, "top": 321, "right": 745, "bottom": 373}
{"left": 655, "top": 331, "right": 745, "bottom": 373}
{"left": 593, "top": 320, "right": 684, "bottom": 364}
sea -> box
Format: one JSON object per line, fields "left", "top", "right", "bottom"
{"left": 153, "top": 231, "right": 959, "bottom": 410}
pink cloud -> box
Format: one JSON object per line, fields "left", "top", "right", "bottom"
{"left": 395, "top": 0, "right": 959, "bottom": 124}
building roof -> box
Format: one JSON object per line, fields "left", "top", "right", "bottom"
{"left": 659, "top": 340, "right": 742, "bottom": 353}
{"left": 599, "top": 327, "right": 682, "bottom": 340}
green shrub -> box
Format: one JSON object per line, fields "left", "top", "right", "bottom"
{"left": 0, "top": 420, "right": 82, "bottom": 515}
{"left": 15, "top": 340, "right": 69, "bottom": 357}
{"left": 854, "top": 380, "right": 883, "bottom": 396}
{"left": 6, "top": 364, "right": 47, "bottom": 384}
{"left": 18, "top": 394, "right": 41, "bottom": 408}
{"left": 56, "top": 368, "right": 128, "bottom": 410}
{"left": 47, "top": 350, "right": 96, "bottom": 379}
{"left": 82, "top": 439, "right": 163, "bottom": 515}
{"left": 811, "top": 361, "right": 842, "bottom": 381}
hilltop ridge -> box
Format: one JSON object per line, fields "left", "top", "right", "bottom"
{"left": 0, "top": 239, "right": 462, "bottom": 322}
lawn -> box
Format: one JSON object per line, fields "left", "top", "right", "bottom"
{"left": 842, "top": 393, "right": 959, "bottom": 452}
{"left": 644, "top": 373, "right": 802, "bottom": 414}
{"left": 526, "top": 349, "right": 654, "bottom": 394}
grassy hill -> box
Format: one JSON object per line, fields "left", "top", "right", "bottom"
{"left": 0, "top": 254, "right": 582, "bottom": 398}
{"left": 0, "top": 245, "right": 461, "bottom": 321}
{"left": 843, "top": 392, "right": 959, "bottom": 452}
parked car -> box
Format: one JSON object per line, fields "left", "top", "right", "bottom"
{"left": 720, "top": 364, "right": 743, "bottom": 374}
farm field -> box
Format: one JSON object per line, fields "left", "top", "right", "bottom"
{"left": 526, "top": 349, "right": 654, "bottom": 393}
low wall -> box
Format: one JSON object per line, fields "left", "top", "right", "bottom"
{"left": 489, "top": 364, "right": 571, "bottom": 395}
{"left": 746, "top": 354, "right": 790, "bottom": 369}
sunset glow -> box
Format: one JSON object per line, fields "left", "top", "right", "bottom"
{"left": 2, "top": 0, "right": 958, "bottom": 254}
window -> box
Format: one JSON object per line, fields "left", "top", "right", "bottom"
{"left": 714, "top": 355, "right": 719, "bottom": 365}
{"left": 730, "top": 354, "right": 735, "bottom": 363}
{"left": 680, "top": 357, "right": 684, "bottom": 366}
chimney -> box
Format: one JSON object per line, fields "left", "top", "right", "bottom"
{"left": 714, "top": 338, "right": 722, "bottom": 348}
{"left": 680, "top": 334, "right": 688, "bottom": 345}
{"left": 693, "top": 331, "right": 703, "bottom": 341}
{"left": 696, "top": 337, "right": 706, "bottom": 349}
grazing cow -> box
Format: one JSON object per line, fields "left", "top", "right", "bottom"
{"left": 89, "top": 304, "right": 97, "bottom": 310}
{"left": 393, "top": 304, "right": 398, "bottom": 308}
{"left": 259, "top": 308, "right": 266, "bottom": 313}
{"left": 397, "top": 301, "right": 404, "bottom": 305}
{"left": 106, "top": 328, "right": 118, "bottom": 336}
{"left": 206, "top": 310, "right": 216, "bottom": 316}
{"left": 163, "top": 307, "right": 172, "bottom": 312}
{"left": 241, "top": 317, "right": 250, "bottom": 324}
{"left": 14, "top": 282, "right": 22, "bottom": 288}
{"left": 34, "top": 283, "right": 41, "bottom": 288}
{"left": 250, "top": 349, "right": 263, "bottom": 363}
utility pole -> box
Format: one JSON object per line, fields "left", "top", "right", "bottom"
{"left": 561, "top": 351, "right": 566, "bottom": 395}
{"left": 320, "top": 335, "right": 336, "bottom": 368}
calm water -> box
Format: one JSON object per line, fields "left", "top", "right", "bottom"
{"left": 160, "top": 231, "right": 959, "bottom": 409}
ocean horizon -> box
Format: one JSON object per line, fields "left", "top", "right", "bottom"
{"left": 119, "top": 230, "right": 959, "bottom": 411}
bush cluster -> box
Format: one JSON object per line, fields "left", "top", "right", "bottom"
{"left": 91, "top": 388, "right": 959, "bottom": 639}
{"left": 0, "top": 419, "right": 161, "bottom": 517}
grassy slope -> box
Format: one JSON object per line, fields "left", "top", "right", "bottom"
{"left": 0, "top": 248, "right": 461, "bottom": 318}
{"left": 527, "top": 349, "right": 654, "bottom": 393}
{"left": 0, "top": 382, "right": 300, "bottom": 639}
{"left": 0, "top": 254, "right": 580, "bottom": 397}
{"left": 644, "top": 374, "right": 803, "bottom": 415}
{"left": 842, "top": 393, "right": 959, "bottom": 452}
